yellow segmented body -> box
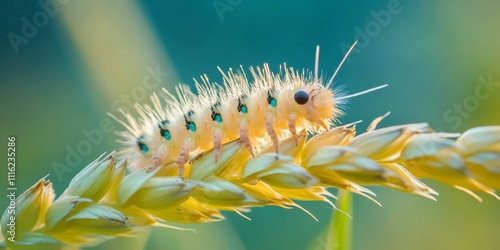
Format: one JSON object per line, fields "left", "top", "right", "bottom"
{"left": 111, "top": 63, "right": 342, "bottom": 175}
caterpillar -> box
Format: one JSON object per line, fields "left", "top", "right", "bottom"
{"left": 109, "top": 42, "right": 386, "bottom": 176}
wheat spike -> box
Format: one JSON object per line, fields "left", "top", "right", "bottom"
{"left": 1, "top": 120, "right": 499, "bottom": 249}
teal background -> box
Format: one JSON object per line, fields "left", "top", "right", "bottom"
{"left": 1, "top": 1, "right": 500, "bottom": 249}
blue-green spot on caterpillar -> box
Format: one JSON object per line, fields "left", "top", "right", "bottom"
{"left": 159, "top": 120, "right": 172, "bottom": 140}
{"left": 211, "top": 102, "right": 223, "bottom": 123}
{"left": 160, "top": 129, "right": 172, "bottom": 140}
{"left": 186, "top": 122, "right": 196, "bottom": 132}
{"left": 137, "top": 136, "right": 149, "bottom": 153}
{"left": 238, "top": 95, "right": 248, "bottom": 114}
{"left": 184, "top": 111, "right": 197, "bottom": 132}
{"left": 212, "top": 113, "right": 223, "bottom": 123}
{"left": 267, "top": 92, "right": 277, "bottom": 107}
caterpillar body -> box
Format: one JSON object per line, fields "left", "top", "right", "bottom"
{"left": 110, "top": 43, "right": 380, "bottom": 176}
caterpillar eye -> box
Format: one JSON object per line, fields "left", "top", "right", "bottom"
{"left": 294, "top": 89, "right": 309, "bottom": 105}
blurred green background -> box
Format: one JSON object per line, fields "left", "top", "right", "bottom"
{"left": 1, "top": 0, "right": 500, "bottom": 249}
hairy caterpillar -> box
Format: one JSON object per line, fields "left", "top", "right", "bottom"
{"left": 110, "top": 42, "right": 385, "bottom": 176}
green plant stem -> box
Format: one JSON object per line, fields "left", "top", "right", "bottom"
{"left": 328, "top": 190, "right": 352, "bottom": 250}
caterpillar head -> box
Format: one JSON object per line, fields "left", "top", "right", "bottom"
{"left": 292, "top": 84, "right": 337, "bottom": 129}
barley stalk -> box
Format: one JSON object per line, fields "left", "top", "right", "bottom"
{"left": 1, "top": 119, "right": 499, "bottom": 249}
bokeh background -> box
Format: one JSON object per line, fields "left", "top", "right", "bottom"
{"left": 1, "top": 1, "right": 500, "bottom": 249}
